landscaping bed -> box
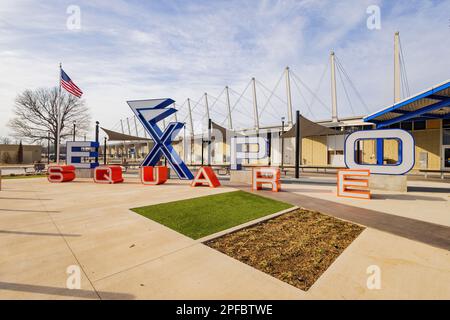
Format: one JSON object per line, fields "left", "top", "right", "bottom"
{"left": 206, "top": 209, "right": 364, "bottom": 291}
{"left": 131, "top": 190, "right": 293, "bottom": 240}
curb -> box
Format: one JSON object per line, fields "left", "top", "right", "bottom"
{"left": 197, "top": 206, "right": 299, "bottom": 243}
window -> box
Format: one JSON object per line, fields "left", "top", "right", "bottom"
{"left": 413, "top": 120, "right": 426, "bottom": 130}
{"left": 400, "top": 121, "right": 412, "bottom": 130}
{"left": 443, "top": 129, "right": 450, "bottom": 145}
{"left": 443, "top": 119, "right": 450, "bottom": 129}
{"left": 327, "top": 150, "right": 344, "bottom": 165}
{"left": 354, "top": 138, "right": 400, "bottom": 165}
{"left": 388, "top": 123, "right": 400, "bottom": 129}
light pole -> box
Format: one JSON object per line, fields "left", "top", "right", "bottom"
{"left": 201, "top": 134, "right": 204, "bottom": 166}
{"left": 72, "top": 121, "right": 76, "bottom": 141}
{"left": 95, "top": 121, "right": 99, "bottom": 163}
{"left": 47, "top": 131, "right": 50, "bottom": 164}
{"left": 103, "top": 137, "right": 107, "bottom": 165}
{"left": 281, "top": 117, "right": 285, "bottom": 171}
{"left": 295, "top": 111, "right": 301, "bottom": 179}
{"left": 183, "top": 122, "right": 186, "bottom": 163}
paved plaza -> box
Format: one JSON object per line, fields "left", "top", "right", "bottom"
{"left": 0, "top": 176, "right": 449, "bottom": 299}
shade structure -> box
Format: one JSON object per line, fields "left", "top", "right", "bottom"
{"left": 210, "top": 121, "right": 242, "bottom": 140}
{"left": 100, "top": 127, "right": 151, "bottom": 141}
{"left": 281, "top": 115, "right": 340, "bottom": 138}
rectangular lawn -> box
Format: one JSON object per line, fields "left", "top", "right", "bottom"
{"left": 131, "top": 190, "right": 293, "bottom": 239}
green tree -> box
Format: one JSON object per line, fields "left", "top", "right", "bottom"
{"left": 17, "top": 140, "right": 24, "bottom": 164}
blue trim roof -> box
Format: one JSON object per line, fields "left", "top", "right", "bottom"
{"left": 364, "top": 80, "right": 450, "bottom": 128}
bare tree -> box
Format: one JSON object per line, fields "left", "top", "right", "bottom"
{"left": 1, "top": 137, "right": 10, "bottom": 144}
{"left": 8, "top": 87, "right": 91, "bottom": 146}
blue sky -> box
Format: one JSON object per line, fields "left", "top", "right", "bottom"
{"left": 0, "top": 0, "right": 449, "bottom": 140}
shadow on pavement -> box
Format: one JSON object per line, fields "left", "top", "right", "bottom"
{"left": 0, "top": 281, "right": 135, "bottom": 299}
{"left": 408, "top": 186, "right": 450, "bottom": 193}
{"left": 372, "top": 194, "right": 447, "bottom": 202}
{"left": 0, "top": 209, "right": 60, "bottom": 213}
{"left": 0, "top": 230, "right": 80, "bottom": 237}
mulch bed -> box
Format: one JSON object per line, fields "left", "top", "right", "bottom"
{"left": 205, "top": 209, "right": 364, "bottom": 291}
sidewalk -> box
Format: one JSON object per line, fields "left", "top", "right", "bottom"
{"left": 225, "top": 182, "right": 450, "bottom": 251}
{"left": 0, "top": 177, "right": 449, "bottom": 299}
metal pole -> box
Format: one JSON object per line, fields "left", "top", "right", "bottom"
{"left": 187, "top": 98, "right": 194, "bottom": 165}
{"left": 330, "top": 52, "right": 338, "bottom": 122}
{"left": 208, "top": 118, "right": 212, "bottom": 165}
{"left": 204, "top": 93, "right": 211, "bottom": 165}
{"left": 285, "top": 67, "right": 293, "bottom": 126}
{"left": 95, "top": 121, "right": 99, "bottom": 163}
{"left": 201, "top": 134, "right": 204, "bottom": 166}
{"left": 295, "top": 111, "right": 301, "bottom": 178}
{"left": 120, "top": 119, "right": 125, "bottom": 161}
{"left": 56, "top": 63, "right": 62, "bottom": 164}
{"left": 173, "top": 102, "right": 178, "bottom": 122}
{"left": 281, "top": 118, "right": 285, "bottom": 170}
{"left": 225, "top": 86, "right": 233, "bottom": 130}
{"left": 187, "top": 98, "right": 194, "bottom": 137}
{"left": 103, "top": 137, "right": 107, "bottom": 165}
{"left": 126, "top": 117, "right": 131, "bottom": 135}
{"left": 191, "top": 135, "right": 194, "bottom": 166}
{"left": 47, "top": 131, "right": 50, "bottom": 164}
{"left": 394, "top": 31, "right": 401, "bottom": 103}
{"left": 251, "top": 77, "right": 260, "bottom": 131}
{"left": 73, "top": 121, "right": 76, "bottom": 141}
{"left": 183, "top": 123, "right": 186, "bottom": 163}
{"left": 267, "top": 131, "right": 272, "bottom": 166}
{"left": 134, "top": 115, "right": 139, "bottom": 136}
{"left": 125, "top": 118, "right": 134, "bottom": 161}
{"left": 204, "top": 93, "right": 210, "bottom": 124}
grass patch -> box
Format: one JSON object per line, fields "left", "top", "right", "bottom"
{"left": 1, "top": 174, "right": 46, "bottom": 180}
{"left": 131, "top": 190, "right": 293, "bottom": 239}
{"left": 206, "top": 209, "right": 364, "bottom": 291}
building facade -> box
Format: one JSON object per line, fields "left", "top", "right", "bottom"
{"left": 0, "top": 144, "right": 42, "bottom": 164}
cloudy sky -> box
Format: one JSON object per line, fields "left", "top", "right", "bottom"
{"left": 0, "top": 0, "right": 449, "bottom": 140}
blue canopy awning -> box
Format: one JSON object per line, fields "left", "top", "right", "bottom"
{"left": 364, "top": 80, "right": 450, "bottom": 128}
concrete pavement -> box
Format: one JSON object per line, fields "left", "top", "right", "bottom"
{"left": 0, "top": 177, "right": 449, "bottom": 299}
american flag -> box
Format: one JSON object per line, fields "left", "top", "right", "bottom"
{"left": 60, "top": 69, "right": 83, "bottom": 98}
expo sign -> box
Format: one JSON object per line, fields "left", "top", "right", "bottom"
{"left": 344, "top": 129, "right": 415, "bottom": 175}
{"left": 47, "top": 95, "right": 416, "bottom": 199}
{"left": 339, "top": 128, "right": 415, "bottom": 199}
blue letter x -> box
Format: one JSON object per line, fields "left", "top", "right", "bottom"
{"left": 127, "top": 98, "right": 194, "bottom": 180}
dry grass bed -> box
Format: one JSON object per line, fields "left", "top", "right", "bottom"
{"left": 206, "top": 209, "right": 364, "bottom": 291}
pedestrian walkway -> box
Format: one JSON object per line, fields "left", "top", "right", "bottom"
{"left": 226, "top": 182, "right": 450, "bottom": 251}
{"left": 1, "top": 177, "right": 449, "bottom": 299}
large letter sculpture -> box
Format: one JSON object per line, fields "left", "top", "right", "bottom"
{"left": 94, "top": 166, "right": 124, "bottom": 184}
{"left": 127, "top": 98, "right": 194, "bottom": 180}
{"left": 66, "top": 141, "right": 99, "bottom": 169}
{"left": 344, "top": 129, "right": 414, "bottom": 175}
{"left": 231, "top": 136, "right": 268, "bottom": 170}
{"left": 337, "top": 169, "right": 370, "bottom": 199}
{"left": 140, "top": 166, "right": 168, "bottom": 185}
{"left": 48, "top": 165, "right": 76, "bottom": 183}
{"left": 252, "top": 168, "right": 281, "bottom": 192}
{"left": 191, "top": 167, "right": 221, "bottom": 188}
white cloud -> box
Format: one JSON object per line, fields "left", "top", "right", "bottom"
{"left": 0, "top": 0, "right": 449, "bottom": 139}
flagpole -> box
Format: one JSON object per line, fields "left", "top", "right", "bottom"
{"left": 56, "top": 63, "right": 62, "bottom": 164}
